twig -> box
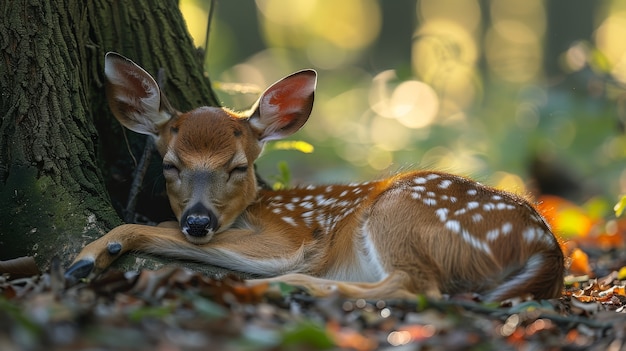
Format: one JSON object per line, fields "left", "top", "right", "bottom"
{"left": 204, "top": 0, "right": 216, "bottom": 61}
{"left": 124, "top": 139, "right": 155, "bottom": 223}
{"left": 124, "top": 68, "right": 167, "bottom": 223}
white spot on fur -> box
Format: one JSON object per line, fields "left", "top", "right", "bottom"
{"left": 414, "top": 177, "right": 427, "bottom": 184}
{"left": 334, "top": 200, "right": 350, "bottom": 208}
{"left": 496, "top": 203, "right": 510, "bottom": 210}
{"left": 423, "top": 198, "right": 437, "bottom": 206}
{"left": 272, "top": 208, "right": 282, "bottom": 214}
{"left": 523, "top": 227, "right": 540, "bottom": 243}
{"left": 412, "top": 186, "right": 426, "bottom": 192}
{"left": 300, "top": 201, "right": 314, "bottom": 210}
{"left": 439, "top": 179, "right": 453, "bottom": 189}
{"left": 445, "top": 220, "right": 461, "bottom": 233}
{"left": 467, "top": 189, "right": 478, "bottom": 196}
{"left": 282, "top": 217, "right": 297, "bottom": 226}
{"left": 483, "top": 203, "right": 496, "bottom": 211}
{"left": 317, "top": 197, "right": 336, "bottom": 207}
{"left": 472, "top": 213, "right": 483, "bottom": 223}
{"left": 466, "top": 201, "right": 479, "bottom": 210}
{"left": 435, "top": 208, "right": 448, "bottom": 221}
{"left": 454, "top": 208, "right": 467, "bottom": 216}
{"left": 302, "top": 217, "right": 314, "bottom": 227}
{"left": 426, "top": 173, "right": 441, "bottom": 180}
{"left": 486, "top": 228, "right": 500, "bottom": 241}
{"left": 461, "top": 229, "right": 492, "bottom": 255}
{"left": 502, "top": 222, "right": 513, "bottom": 234}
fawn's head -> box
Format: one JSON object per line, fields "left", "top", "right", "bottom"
{"left": 104, "top": 52, "right": 317, "bottom": 243}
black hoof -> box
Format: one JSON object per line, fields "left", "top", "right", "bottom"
{"left": 107, "top": 242, "right": 122, "bottom": 255}
{"left": 64, "top": 259, "right": 95, "bottom": 284}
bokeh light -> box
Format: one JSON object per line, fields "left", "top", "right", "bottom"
{"left": 179, "top": 1, "right": 626, "bottom": 197}
{"left": 594, "top": 11, "right": 626, "bottom": 83}
{"left": 486, "top": 0, "right": 545, "bottom": 83}
{"left": 256, "top": 0, "right": 381, "bottom": 69}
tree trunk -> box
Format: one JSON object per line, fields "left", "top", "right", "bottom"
{"left": 0, "top": 0, "right": 226, "bottom": 275}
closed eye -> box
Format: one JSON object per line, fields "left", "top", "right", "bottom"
{"left": 231, "top": 165, "right": 249, "bottom": 173}
{"left": 163, "top": 163, "right": 179, "bottom": 173}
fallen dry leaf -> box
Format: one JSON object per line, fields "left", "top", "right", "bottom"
{"left": 0, "top": 256, "right": 40, "bottom": 278}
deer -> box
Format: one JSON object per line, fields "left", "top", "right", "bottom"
{"left": 65, "top": 52, "right": 564, "bottom": 301}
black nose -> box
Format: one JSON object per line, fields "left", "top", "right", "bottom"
{"left": 185, "top": 215, "right": 211, "bottom": 237}
{"left": 181, "top": 203, "right": 219, "bottom": 237}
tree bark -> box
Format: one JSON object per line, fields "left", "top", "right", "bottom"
{"left": 0, "top": 0, "right": 223, "bottom": 274}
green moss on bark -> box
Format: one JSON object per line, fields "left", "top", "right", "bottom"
{"left": 0, "top": 166, "right": 111, "bottom": 267}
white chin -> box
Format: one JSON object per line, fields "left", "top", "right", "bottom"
{"left": 181, "top": 230, "right": 215, "bottom": 245}
{"left": 184, "top": 234, "right": 214, "bottom": 245}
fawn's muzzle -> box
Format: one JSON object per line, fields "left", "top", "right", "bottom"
{"left": 181, "top": 203, "right": 219, "bottom": 238}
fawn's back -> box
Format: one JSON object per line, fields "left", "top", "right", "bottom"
{"left": 248, "top": 170, "right": 563, "bottom": 300}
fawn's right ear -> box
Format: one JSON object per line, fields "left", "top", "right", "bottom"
{"left": 104, "top": 52, "right": 176, "bottom": 137}
{"left": 248, "top": 69, "right": 317, "bottom": 142}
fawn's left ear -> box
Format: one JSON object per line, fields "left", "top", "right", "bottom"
{"left": 104, "top": 52, "right": 176, "bottom": 137}
{"left": 248, "top": 70, "right": 317, "bottom": 141}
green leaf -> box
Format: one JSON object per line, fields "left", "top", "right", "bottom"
{"left": 189, "top": 295, "right": 227, "bottom": 319}
{"left": 269, "top": 140, "right": 314, "bottom": 154}
{"left": 583, "top": 196, "right": 610, "bottom": 219}
{"left": 270, "top": 282, "right": 297, "bottom": 296}
{"left": 128, "top": 305, "right": 173, "bottom": 322}
{"left": 272, "top": 161, "right": 292, "bottom": 190}
{"left": 415, "top": 294, "right": 430, "bottom": 311}
{"left": 280, "top": 322, "right": 335, "bottom": 349}
{"left": 614, "top": 195, "right": 626, "bottom": 217}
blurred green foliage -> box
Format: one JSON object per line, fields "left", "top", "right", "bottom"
{"left": 178, "top": 0, "right": 626, "bottom": 205}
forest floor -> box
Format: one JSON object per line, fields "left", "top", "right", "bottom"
{"left": 1, "top": 245, "right": 626, "bottom": 351}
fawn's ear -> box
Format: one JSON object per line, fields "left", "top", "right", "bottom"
{"left": 248, "top": 70, "right": 317, "bottom": 141}
{"left": 104, "top": 52, "right": 176, "bottom": 137}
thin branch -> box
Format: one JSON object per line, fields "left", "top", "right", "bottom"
{"left": 204, "top": 0, "right": 216, "bottom": 62}
{"left": 124, "top": 67, "right": 167, "bottom": 223}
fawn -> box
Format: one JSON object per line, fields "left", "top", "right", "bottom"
{"left": 66, "top": 52, "right": 564, "bottom": 301}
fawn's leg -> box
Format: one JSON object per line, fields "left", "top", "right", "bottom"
{"left": 250, "top": 271, "right": 440, "bottom": 300}
{"left": 66, "top": 223, "right": 314, "bottom": 282}
{"left": 65, "top": 223, "right": 190, "bottom": 281}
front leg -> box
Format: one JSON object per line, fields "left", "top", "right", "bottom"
{"left": 65, "top": 223, "right": 188, "bottom": 282}
{"left": 66, "top": 223, "right": 313, "bottom": 283}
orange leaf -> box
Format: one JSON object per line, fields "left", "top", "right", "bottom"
{"left": 569, "top": 248, "right": 592, "bottom": 276}
{"left": 536, "top": 195, "right": 594, "bottom": 240}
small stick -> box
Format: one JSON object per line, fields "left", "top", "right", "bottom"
{"left": 124, "top": 67, "right": 166, "bottom": 223}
